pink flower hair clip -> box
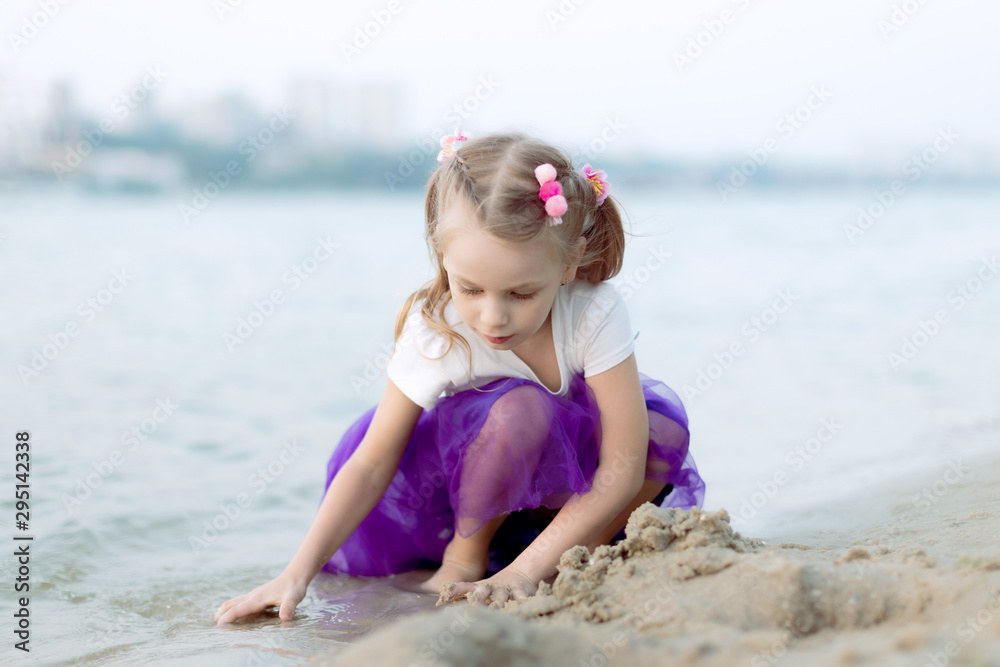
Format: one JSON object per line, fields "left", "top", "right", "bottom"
{"left": 535, "top": 163, "right": 568, "bottom": 226}
{"left": 437, "top": 129, "right": 470, "bottom": 163}
{"left": 581, "top": 164, "right": 610, "bottom": 206}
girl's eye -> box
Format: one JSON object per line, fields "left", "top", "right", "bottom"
{"left": 458, "top": 287, "right": 534, "bottom": 300}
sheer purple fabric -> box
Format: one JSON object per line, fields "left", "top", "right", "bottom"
{"left": 321, "top": 372, "right": 705, "bottom": 577}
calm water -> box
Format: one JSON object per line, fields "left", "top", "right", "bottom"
{"left": 1, "top": 187, "right": 999, "bottom": 665}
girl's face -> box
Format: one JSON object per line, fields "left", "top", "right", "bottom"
{"left": 439, "top": 198, "right": 576, "bottom": 352}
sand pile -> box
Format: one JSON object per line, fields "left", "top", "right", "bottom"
{"left": 507, "top": 505, "right": 942, "bottom": 636}
{"left": 313, "top": 458, "right": 1000, "bottom": 667}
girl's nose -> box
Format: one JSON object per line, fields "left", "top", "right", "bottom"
{"left": 480, "top": 298, "right": 508, "bottom": 329}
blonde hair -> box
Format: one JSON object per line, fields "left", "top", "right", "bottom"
{"left": 393, "top": 131, "right": 627, "bottom": 372}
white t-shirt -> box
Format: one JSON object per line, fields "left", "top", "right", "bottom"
{"left": 386, "top": 280, "right": 638, "bottom": 410}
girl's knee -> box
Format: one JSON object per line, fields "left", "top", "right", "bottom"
{"left": 483, "top": 384, "right": 552, "bottom": 449}
{"left": 461, "top": 384, "right": 552, "bottom": 489}
{"left": 490, "top": 383, "right": 549, "bottom": 418}
{"left": 644, "top": 409, "right": 689, "bottom": 479}
{"left": 645, "top": 455, "right": 672, "bottom": 479}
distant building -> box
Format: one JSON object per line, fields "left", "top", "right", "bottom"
{"left": 0, "top": 66, "right": 16, "bottom": 168}
{"left": 174, "top": 92, "right": 261, "bottom": 148}
{"left": 48, "top": 80, "right": 80, "bottom": 146}
{"left": 326, "top": 81, "right": 400, "bottom": 149}
{"left": 287, "top": 79, "right": 335, "bottom": 148}
{"left": 284, "top": 79, "right": 401, "bottom": 150}
{"left": 354, "top": 82, "right": 400, "bottom": 150}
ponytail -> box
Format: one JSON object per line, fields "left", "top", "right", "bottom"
{"left": 576, "top": 194, "right": 626, "bottom": 284}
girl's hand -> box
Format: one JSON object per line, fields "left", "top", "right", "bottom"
{"left": 214, "top": 573, "right": 308, "bottom": 625}
{"left": 437, "top": 566, "right": 537, "bottom": 609}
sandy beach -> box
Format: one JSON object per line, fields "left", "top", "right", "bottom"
{"left": 310, "top": 450, "right": 1000, "bottom": 667}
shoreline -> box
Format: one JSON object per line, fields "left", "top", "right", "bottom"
{"left": 312, "top": 448, "right": 1000, "bottom": 666}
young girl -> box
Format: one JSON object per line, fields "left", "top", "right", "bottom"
{"left": 214, "top": 130, "right": 705, "bottom": 624}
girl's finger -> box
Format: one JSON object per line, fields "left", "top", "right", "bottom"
{"left": 448, "top": 583, "right": 473, "bottom": 598}
{"left": 437, "top": 582, "right": 471, "bottom": 605}
{"left": 217, "top": 602, "right": 246, "bottom": 625}
{"left": 489, "top": 586, "right": 510, "bottom": 609}
{"left": 214, "top": 596, "right": 243, "bottom": 621}
{"left": 468, "top": 583, "right": 491, "bottom": 606}
{"left": 218, "top": 598, "right": 260, "bottom": 625}
{"left": 278, "top": 598, "right": 297, "bottom": 621}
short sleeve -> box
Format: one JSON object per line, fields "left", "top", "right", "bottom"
{"left": 385, "top": 307, "right": 453, "bottom": 410}
{"left": 579, "top": 283, "right": 637, "bottom": 377}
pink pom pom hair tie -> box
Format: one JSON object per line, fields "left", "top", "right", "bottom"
{"left": 534, "top": 163, "right": 568, "bottom": 226}
{"left": 437, "top": 129, "right": 470, "bottom": 163}
{"left": 581, "top": 164, "right": 610, "bottom": 206}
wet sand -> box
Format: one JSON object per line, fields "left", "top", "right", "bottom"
{"left": 307, "top": 449, "right": 1000, "bottom": 667}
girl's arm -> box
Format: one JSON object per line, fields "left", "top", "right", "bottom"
{"left": 444, "top": 353, "right": 650, "bottom": 605}
{"left": 512, "top": 352, "right": 649, "bottom": 577}
{"left": 214, "top": 379, "right": 423, "bottom": 625}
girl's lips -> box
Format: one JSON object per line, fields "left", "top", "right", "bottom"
{"left": 483, "top": 334, "right": 513, "bottom": 344}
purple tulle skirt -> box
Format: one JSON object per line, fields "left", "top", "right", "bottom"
{"left": 321, "top": 372, "right": 705, "bottom": 577}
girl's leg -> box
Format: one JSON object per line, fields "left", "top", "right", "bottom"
{"left": 420, "top": 385, "right": 552, "bottom": 591}
{"left": 420, "top": 514, "right": 507, "bottom": 591}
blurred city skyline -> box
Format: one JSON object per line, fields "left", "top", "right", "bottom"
{"left": 1, "top": 0, "right": 998, "bottom": 191}
{"left": 1, "top": 74, "right": 996, "bottom": 194}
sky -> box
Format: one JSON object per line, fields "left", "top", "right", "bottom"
{"left": 1, "top": 0, "right": 997, "bottom": 166}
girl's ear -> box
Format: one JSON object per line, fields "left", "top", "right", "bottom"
{"left": 574, "top": 235, "right": 587, "bottom": 264}
{"left": 562, "top": 236, "right": 587, "bottom": 284}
